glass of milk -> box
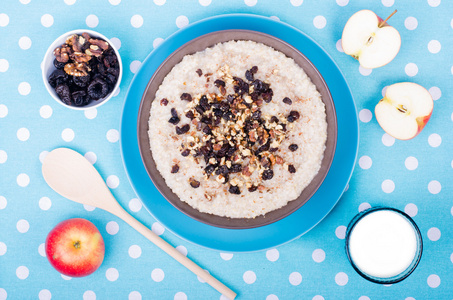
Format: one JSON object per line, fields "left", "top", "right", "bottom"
{"left": 345, "top": 206, "right": 423, "bottom": 284}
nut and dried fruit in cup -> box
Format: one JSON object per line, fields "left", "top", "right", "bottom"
{"left": 48, "top": 32, "right": 120, "bottom": 107}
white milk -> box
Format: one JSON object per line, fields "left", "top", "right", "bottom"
{"left": 348, "top": 210, "right": 418, "bottom": 278}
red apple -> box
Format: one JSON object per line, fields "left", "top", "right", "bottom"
{"left": 342, "top": 9, "right": 401, "bottom": 69}
{"left": 375, "top": 82, "right": 433, "bottom": 140}
{"left": 45, "top": 218, "right": 105, "bottom": 277}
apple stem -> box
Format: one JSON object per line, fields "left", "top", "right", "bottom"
{"left": 379, "top": 9, "right": 397, "bottom": 27}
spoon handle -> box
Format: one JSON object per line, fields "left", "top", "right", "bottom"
{"left": 107, "top": 197, "right": 237, "bottom": 300}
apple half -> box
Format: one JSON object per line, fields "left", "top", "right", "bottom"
{"left": 342, "top": 10, "right": 401, "bottom": 69}
{"left": 375, "top": 82, "right": 433, "bottom": 140}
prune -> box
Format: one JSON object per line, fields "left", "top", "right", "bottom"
{"left": 213, "top": 108, "right": 223, "bottom": 117}
{"left": 181, "top": 149, "right": 190, "bottom": 157}
{"left": 260, "top": 157, "right": 271, "bottom": 168}
{"left": 219, "top": 102, "right": 230, "bottom": 112}
{"left": 196, "top": 69, "right": 203, "bottom": 77}
{"left": 269, "top": 147, "right": 278, "bottom": 153}
{"left": 204, "top": 164, "right": 216, "bottom": 175}
{"left": 245, "top": 69, "right": 254, "bottom": 81}
{"left": 230, "top": 164, "right": 242, "bottom": 173}
{"left": 262, "top": 169, "right": 274, "bottom": 180}
{"left": 189, "top": 178, "right": 200, "bottom": 188}
{"left": 233, "top": 77, "right": 249, "bottom": 95}
{"left": 195, "top": 105, "right": 205, "bottom": 114}
{"left": 175, "top": 124, "right": 190, "bottom": 135}
{"left": 53, "top": 58, "right": 66, "bottom": 70}
{"left": 288, "top": 164, "right": 296, "bottom": 173}
{"left": 96, "top": 62, "right": 106, "bottom": 76}
{"left": 226, "top": 146, "right": 236, "bottom": 157}
{"left": 214, "top": 79, "right": 225, "bottom": 87}
{"left": 222, "top": 111, "right": 234, "bottom": 121}
{"left": 103, "top": 55, "right": 118, "bottom": 69}
{"left": 287, "top": 110, "right": 300, "bottom": 123}
{"left": 200, "top": 146, "right": 211, "bottom": 156}
{"left": 262, "top": 90, "right": 273, "bottom": 103}
{"left": 270, "top": 116, "right": 279, "bottom": 123}
{"left": 171, "top": 164, "right": 179, "bottom": 173}
{"left": 248, "top": 185, "right": 258, "bottom": 192}
{"left": 289, "top": 144, "right": 298, "bottom": 152}
{"left": 87, "top": 77, "right": 109, "bottom": 100}
{"left": 55, "top": 84, "right": 72, "bottom": 105}
{"left": 282, "top": 97, "right": 292, "bottom": 105}
{"left": 180, "top": 93, "right": 192, "bottom": 101}
{"left": 170, "top": 108, "right": 178, "bottom": 118}
{"left": 226, "top": 94, "right": 236, "bottom": 103}
{"left": 160, "top": 98, "right": 168, "bottom": 106}
{"left": 73, "top": 75, "right": 91, "bottom": 88}
{"left": 228, "top": 185, "right": 241, "bottom": 195}
{"left": 250, "top": 66, "right": 258, "bottom": 73}
{"left": 48, "top": 69, "right": 68, "bottom": 88}
{"left": 252, "top": 110, "right": 261, "bottom": 120}
{"left": 185, "top": 110, "right": 195, "bottom": 119}
{"left": 199, "top": 95, "right": 210, "bottom": 111}
{"left": 200, "top": 115, "right": 212, "bottom": 124}
{"left": 202, "top": 126, "right": 212, "bottom": 135}
{"left": 72, "top": 90, "right": 91, "bottom": 106}
{"left": 216, "top": 165, "right": 229, "bottom": 175}
{"left": 217, "top": 143, "right": 229, "bottom": 157}
{"left": 168, "top": 116, "right": 180, "bottom": 125}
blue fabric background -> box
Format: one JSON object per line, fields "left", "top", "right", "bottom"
{"left": 0, "top": 0, "right": 452, "bottom": 299}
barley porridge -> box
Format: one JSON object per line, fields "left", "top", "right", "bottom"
{"left": 148, "top": 40, "right": 327, "bottom": 218}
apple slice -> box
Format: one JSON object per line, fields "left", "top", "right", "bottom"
{"left": 375, "top": 82, "right": 433, "bottom": 140}
{"left": 342, "top": 10, "right": 401, "bottom": 69}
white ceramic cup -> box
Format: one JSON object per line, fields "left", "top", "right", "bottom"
{"left": 42, "top": 29, "right": 122, "bottom": 110}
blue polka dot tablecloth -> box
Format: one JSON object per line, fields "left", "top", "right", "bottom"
{"left": 0, "top": 0, "right": 452, "bottom": 299}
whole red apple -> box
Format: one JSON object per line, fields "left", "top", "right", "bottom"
{"left": 45, "top": 218, "right": 105, "bottom": 277}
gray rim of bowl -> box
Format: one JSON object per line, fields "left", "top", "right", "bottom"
{"left": 137, "top": 29, "right": 337, "bottom": 229}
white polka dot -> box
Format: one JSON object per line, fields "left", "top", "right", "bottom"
{"left": 18, "top": 36, "right": 32, "bottom": 50}
{"left": 152, "top": 222, "right": 165, "bottom": 235}
{"left": 269, "top": 16, "right": 280, "bottom": 21}
{"left": 17, "top": 128, "right": 30, "bottom": 141}
{"left": 197, "top": 269, "right": 210, "bottom": 283}
{"left": 428, "top": 86, "right": 441, "bottom": 100}
{"left": 382, "top": 85, "right": 389, "bottom": 96}
{"left": 113, "top": 87, "right": 120, "bottom": 97}
{"left": 358, "top": 297, "right": 370, "bottom": 300}
{"left": 405, "top": 63, "right": 418, "bottom": 77}
{"left": 106, "top": 129, "right": 119, "bottom": 142}
{"left": 405, "top": 203, "right": 418, "bottom": 217}
{"left": 291, "top": 0, "right": 303, "bottom": 6}
{"left": 16, "top": 266, "right": 29, "bottom": 279}
{"left": 61, "top": 128, "right": 75, "bottom": 142}
{"left": 335, "top": 225, "right": 346, "bottom": 239}
{"left": 176, "top": 245, "right": 188, "bottom": 256}
{"left": 39, "top": 289, "right": 51, "bottom": 300}
{"left": 18, "top": 82, "right": 31, "bottom": 96}
{"left": 64, "top": 0, "right": 76, "bottom": 4}
{"left": 289, "top": 272, "right": 302, "bottom": 285}
{"left": 381, "top": 0, "right": 394, "bottom": 7}
{"left": 427, "top": 274, "right": 440, "bottom": 288}
{"left": 106, "top": 175, "right": 120, "bottom": 189}
{"left": 176, "top": 15, "right": 189, "bottom": 28}
{"left": 220, "top": 252, "right": 233, "bottom": 260}
{"left": 154, "top": 0, "right": 166, "bottom": 5}
{"left": 39, "top": 151, "right": 49, "bottom": 163}
{"left": 266, "top": 249, "right": 279, "bottom": 262}
{"left": 174, "top": 292, "right": 187, "bottom": 300}
{"left": 151, "top": 268, "right": 165, "bottom": 282}
{"left": 109, "top": 37, "right": 121, "bottom": 50}
{"left": 313, "top": 16, "right": 326, "bottom": 29}
{"left": 83, "top": 204, "right": 96, "bottom": 211}
{"left": 312, "top": 249, "right": 325, "bottom": 263}
{"left": 153, "top": 38, "right": 164, "bottom": 48}
{"left": 428, "top": 0, "right": 441, "bottom": 7}
{"left": 405, "top": 17, "right": 418, "bottom": 30}
{"left": 0, "top": 150, "right": 6, "bottom": 164}
{"left": 86, "top": 15, "right": 99, "bottom": 28}
{"left": 0, "top": 104, "right": 7, "bottom": 116}
{"left": 0, "top": 59, "right": 9, "bottom": 73}
{"left": 106, "top": 268, "right": 119, "bottom": 281}
{"left": 129, "top": 291, "right": 141, "bottom": 300}
{"left": 131, "top": 15, "right": 144, "bottom": 28}
{"left": 17, "top": 219, "right": 29, "bottom": 233}
{"left": 312, "top": 296, "right": 324, "bottom": 300}
{"left": 84, "top": 152, "right": 97, "bottom": 164}
{"left": 243, "top": 270, "right": 256, "bottom": 284}
{"left": 359, "top": 155, "right": 372, "bottom": 169}
{"left": 199, "top": 0, "right": 211, "bottom": 6}
{"left": 405, "top": 156, "right": 418, "bottom": 170}
{"left": 427, "top": 227, "right": 441, "bottom": 241}
{"left": 38, "top": 243, "right": 45, "bottom": 257}
{"left": 84, "top": 108, "right": 97, "bottom": 119}
{"left": 0, "top": 242, "right": 6, "bottom": 255}
{"left": 61, "top": 274, "right": 72, "bottom": 280}
{"left": 382, "top": 133, "right": 395, "bottom": 146}
{"left": 17, "top": 173, "right": 30, "bottom": 187}
{"left": 130, "top": 60, "right": 142, "bottom": 73}
{"left": 0, "top": 289, "right": 6, "bottom": 300}
{"left": 266, "top": 295, "right": 278, "bottom": 300}
{"left": 41, "top": 14, "right": 54, "bottom": 27}
{"left": 129, "top": 198, "right": 142, "bottom": 212}
{"left": 336, "top": 0, "right": 348, "bottom": 6}
{"left": 336, "top": 39, "right": 344, "bottom": 52}
{"left": 128, "top": 245, "right": 142, "bottom": 258}
{"left": 39, "top": 105, "right": 52, "bottom": 119}
{"left": 106, "top": 221, "right": 119, "bottom": 235}
{"left": 83, "top": 290, "right": 96, "bottom": 300}
{"left": 358, "top": 202, "right": 371, "bottom": 212}
{"left": 359, "top": 66, "right": 372, "bottom": 76}
{"left": 428, "top": 180, "right": 441, "bottom": 194}
{"left": 39, "top": 197, "right": 51, "bottom": 210}
{"left": 428, "top": 40, "right": 441, "bottom": 54}
{"left": 335, "top": 272, "right": 348, "bottom": 286}
{"left": 381, "top": 179, "right": 395, "bottom": 193}
{"left": 428, "top": 133, "right": 441, "bottom": 147}
{"left": 109, "top": 0, "right": 121, "bottom": 5}
{"left": 0, "top": 196, "right": 6, "bottom": 209}
{"left": 0, "top": 13, "right": 9, "bottom": 27}
{"left": 359, "top": 109, "right": 372, "bottom": 123}
{"left": 450, "top": 252, "right": 453, "bottom": 264}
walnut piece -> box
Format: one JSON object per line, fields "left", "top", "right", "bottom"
{"left": 64, "top": 62, "right": 90, "bottom": 77}
{"left": 53, "top": 44, "right": 72, "bottom": 63}
{"left": 89, "top": 37, "right": 109, "bottom": 50}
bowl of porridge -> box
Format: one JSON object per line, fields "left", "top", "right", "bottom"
{"left": 137, "top": 30, "right": 337, "bottom": 229}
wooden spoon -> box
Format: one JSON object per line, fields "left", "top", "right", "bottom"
{"left": 42, "top": 147, "right": 236, "bottom": 300}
